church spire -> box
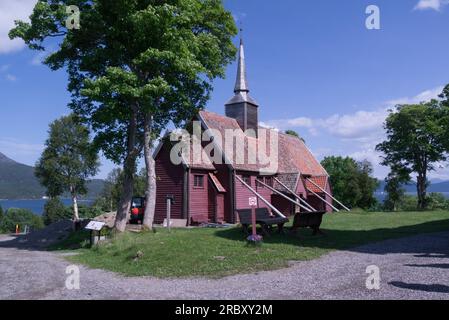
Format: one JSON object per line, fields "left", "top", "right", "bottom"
{"left": 234, "top": 35, "right": 249, "bottom": 93}
{"left": 225, "top": 31, "right": 259, "bottom": 135}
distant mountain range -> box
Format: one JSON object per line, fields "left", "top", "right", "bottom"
{"left": 376, "top": 180, "right": 449, "bottom": 193}
{"left": 0, "top": 152, "right": 104, "bottom": 200}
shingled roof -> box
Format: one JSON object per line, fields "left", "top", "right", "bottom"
{"left": 198, "top": 110, "right": 328, "bottom": 177}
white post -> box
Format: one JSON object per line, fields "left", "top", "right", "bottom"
{"left": 166, "top": 198, "right": 171, "bottom": 232}
{"left": 306, "top": 178, "right": 351, "bottom": 212}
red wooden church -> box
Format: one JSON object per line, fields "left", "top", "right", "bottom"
{"left": 153, "top": 38, "right": 337, "bottom": 226}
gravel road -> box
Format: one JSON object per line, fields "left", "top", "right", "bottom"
{"left": 0, "top": 231, "right": 448, "bottom": 300}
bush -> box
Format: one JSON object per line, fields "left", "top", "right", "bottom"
{"left": 426, "top": 193, "right": 449, "bottom": 211}
{"left": 0, "top": 208, "right": 44, "bottom": 233}
{"left": 78, "top": 204, "right": 102, "bottom": 219}
{"left": 42, "top": 198, "right": 72, "bottom": 225}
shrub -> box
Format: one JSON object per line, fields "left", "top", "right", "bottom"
{"left": 0, "top": 208, "right": 44, "bottom": 233}
{"left": 42, "top": 197, "right": 72, "bottom": 225}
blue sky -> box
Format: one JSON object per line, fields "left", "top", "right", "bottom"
{"left": 1, "top": 0, "right": 449, "bottom": 180}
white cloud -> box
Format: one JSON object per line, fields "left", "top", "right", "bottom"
{"left": 264, "top": 86, "right": 445, "bottom": 179}
{"left": 0, "top": 0, "right": 37, "bottom": 54}
{"left": 414, "top": 0, "right": 449, "bottom": 11}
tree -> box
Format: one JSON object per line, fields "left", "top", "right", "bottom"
{"left": 35, "top": 115, "right": 99, "bottom": 222}
{"left": 42, "top": 197, "right": 72, "bottom": 225}
{"left": 95, "top": 168, "right": 146, "bottom": 212}
{"left": 10, "top": 0, "right": 237, "bottom": 232}
{"left": 0, "top": 208, "right": 44, "bottom": 233}
{"left": 0, "top": 205, "right": 3, "bottom": 222}
{"left": 321, "top": 156, "right": 378, "bottom": 209}
{"left": 376, "top": 101, "right": 448, "bottom": 209}
{"left": 383, "top": 173, "right": 405, "bottom": 212}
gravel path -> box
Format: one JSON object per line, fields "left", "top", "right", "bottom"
{"left": 0, "top": 231, "right": 448, "bottom": 300}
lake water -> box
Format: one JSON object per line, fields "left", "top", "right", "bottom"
{"left": 1, "top": 193, "right": 448, "bottom": 215}
{"left": 0, "top": 199, "right": 94, "bottom": 215}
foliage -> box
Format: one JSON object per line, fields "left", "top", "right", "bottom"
{"left": 321, "top": 156, "right": 379, "bottom": 209}
{"left": 42, "top": 197, "right": 72, "bottom": 225}
{"left": 376, "top": 101, "right": 448, "bottom": 209}
{"left": 78, "top": 204, "right": 103, "bottom": 219}
{"left": 285, "top": 130, "right": 305, "bottom": 143}
{"left": 35, "top": 115, "right": 99, "bottom": 198}
{"left": 94, "top": 168, "right": 146, "bottom": 212}
{"left": 65, "top": 211, "right": 449, "bottom": 278}
{"left": 35, "top": 115, "right": 100, "bottom": 220}
{"left": 10, "top": 0, "right": 237, "bottom": 231}
{"left": 0, "top": 208, "right": 44, "bottom": 233}
{"left": 426, "top": 193, "right": 449, "bottom": 211}
{"left": 383, "top": 171, "right": 406, "bottom": 212}
{"left": 0, "top": 205, "right": 3, "bottom": 222}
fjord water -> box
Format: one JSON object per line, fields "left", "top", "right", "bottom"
{"left": 0, "top": 199, "right": 94, "bottom": 215}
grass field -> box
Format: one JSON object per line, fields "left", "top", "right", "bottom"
{"left": 54, "top": 211, "right": 449, "bottom": 278}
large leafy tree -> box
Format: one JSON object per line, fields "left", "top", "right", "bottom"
{"left": 376, "top": 101, "right": 448, "bottom": 210}
{"left": 10, "top": 0, "right": 237, "bottom": 231}
{"left": 321, "top": 156, "right": 378, "bottom": 209}
{"left": 35, "top": 115, "right": 99, "bottom": 221}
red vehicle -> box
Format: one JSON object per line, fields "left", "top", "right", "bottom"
{"left": 130, "top": 197, "right": 145, "bottom": 224}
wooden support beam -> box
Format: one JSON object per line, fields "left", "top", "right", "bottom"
{"left": 235, "top": 175, "right": 287, "bottom": 219}
{"left": 273, "top": 177, "right": 317, "bottom": 212}
{"left": 306, "top": 188, "right": 340, "bottom": 212}
{"left": 306, "top": 178, "right": 351, "bottom": 212}
{"left": 255, "top": 179, "right": 313, "bottom": 213}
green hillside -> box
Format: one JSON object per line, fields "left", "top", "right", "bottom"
{"left": 0, "top": 152, "right": 104, "bottom": 200}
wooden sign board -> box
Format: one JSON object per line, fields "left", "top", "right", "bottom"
{"left": 85, "top": 221, "right": 105, "bottom": 231}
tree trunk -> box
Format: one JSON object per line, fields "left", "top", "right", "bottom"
{"left": 416, "top": 173, "right": 427, "bottom": 210}
{"left": 143, "top": 115, "right": 156, "bottom": 230}
{"left": 72, "top": 193, "right": 80, "bottom": 221}
{"left": 114, "top": 109, "right": 139, "bottom": 232}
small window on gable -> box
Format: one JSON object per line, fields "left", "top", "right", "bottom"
{"left": 242, "top": 175, "right": 251, "bottom": 186}
{"left": 194, "top": 175, "right": 204, "bottom": 188}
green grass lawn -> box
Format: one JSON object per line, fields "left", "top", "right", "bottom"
{"left": 55, "top": 211, "right": 449, "bottom": 278}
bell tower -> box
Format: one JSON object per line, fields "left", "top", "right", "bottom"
{"left": 225, "top": 36, "right": 259, "bottom": 136}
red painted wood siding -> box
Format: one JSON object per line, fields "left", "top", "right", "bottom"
{"left": 235, "top": 173, "right": 273, "bottom": 211}
{"left": 154, "top": 143, "right": 185, "bottom": 224}
{"left": 189, "top": 169, "right": 211, "bottom": 224}
{"left": 214, "top": 164, "right": 232, "bottom": 222}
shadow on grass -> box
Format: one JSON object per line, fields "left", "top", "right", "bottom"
{"left": 213, "top": 218, "right": 449, "bottom": 257}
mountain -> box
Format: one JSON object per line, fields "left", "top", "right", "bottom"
{"left": 0, "top": 152, "right": 104, "bottom": 200}
{"left": 377, "top": 179, "right": 449, "bottom": 193}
